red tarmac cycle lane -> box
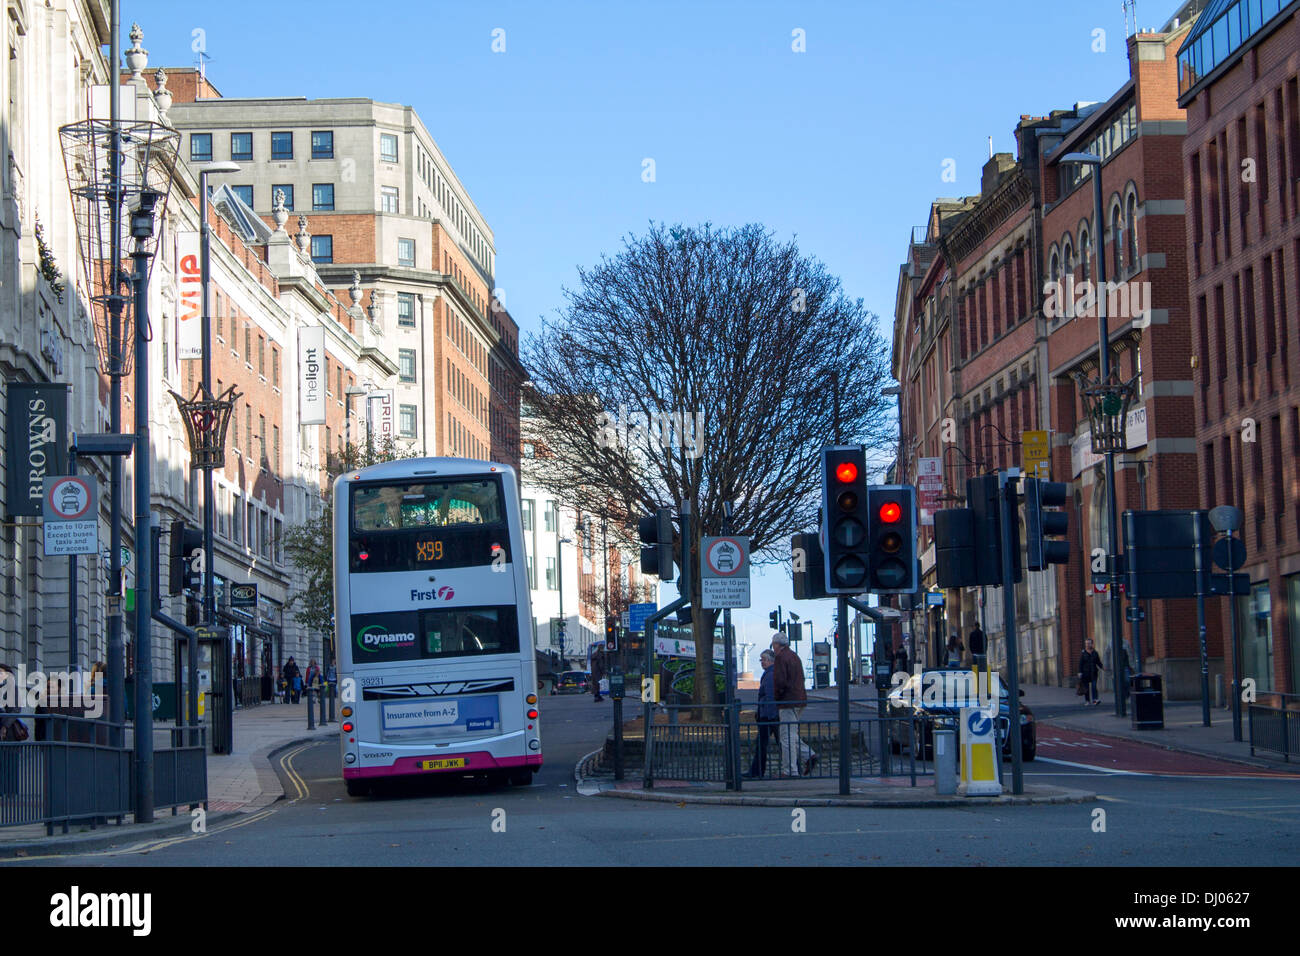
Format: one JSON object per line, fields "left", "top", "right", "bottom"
{"left": 1035, "top": 723, "right": 1300, "bottom": 777}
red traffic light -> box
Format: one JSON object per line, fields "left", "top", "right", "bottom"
{"left": 835, "top": 461, "right": 858, "bottom": 483}
{"left": 878, "top": 501, "right": 902, "bottom": 523}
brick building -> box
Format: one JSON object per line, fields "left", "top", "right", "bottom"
{"left": 1178, "top": 0, "right": 1300, "bottom": 693}
{"left": 1040, "top": 17, "right": 1211, "bottom": 698}
{"left": 893, "top": 7, "right": 1215, "bottom": 695}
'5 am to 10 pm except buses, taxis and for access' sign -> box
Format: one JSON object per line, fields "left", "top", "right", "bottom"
{"left": 42, "top": 475, "right": 98, "bottom": 557}
{"left": 700, "top": 535, "right": 750, "bottom": 609}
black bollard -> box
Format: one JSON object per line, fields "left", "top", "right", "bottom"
{"left": 317, "top": 680, "right": 326, "bottom": 725}
{"left": 306, "top": 686, "right": 315, "bottom": 730}
{"left": 327, "top": 683, "right": 336, "bottom": 723}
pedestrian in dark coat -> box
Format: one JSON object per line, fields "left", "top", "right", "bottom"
{"left": 282, "top": 657, "right": 302, "bottom": 704}
{"left": 1078, "top": 639, "right": 1104, "bottom": 706}
{"left": 745, "top": 650, "right": 779, "bottom": 778}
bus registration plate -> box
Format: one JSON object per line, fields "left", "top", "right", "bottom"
{"left": 416, "top": 758, "right": 466, "bottom": 771}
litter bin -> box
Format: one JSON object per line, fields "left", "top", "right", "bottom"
{"left": 934, "top": 728, "right": 957, "bottom": 794}
{"left": 1131, "top": 673, "right": 1163, "bottom": 730}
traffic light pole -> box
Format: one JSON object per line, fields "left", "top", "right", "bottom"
{"left": 998, "top": 470, "right": 1024, "bottom": 796}
{"left": 641, "top": 501, "right": 691, "bottom": 790}
{"left": 836, "top": 594, "right": 850, "bottom": 796}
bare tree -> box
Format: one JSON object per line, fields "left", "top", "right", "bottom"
{"left": 523, "top": 223, "right": 893, "bottom": 706}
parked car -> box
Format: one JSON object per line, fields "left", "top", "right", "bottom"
{"left": 885, "top": 669, "right": 1036, "bottom": 761}
{"left": 555, "top": 671, "right": 590, "bottom": 695}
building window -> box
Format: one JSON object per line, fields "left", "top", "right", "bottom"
{"left": 1079, "top": 224, "right": 1092, "bottom": 284}
{"left": 1238, "top": 582, "right": 1274, "bottom": 693}
{"left": 545, "top": 557, "right": 557, "bottom": 590}
{"left": 190, "top": 133, "right": 212, "bottom": 162}
{"left": 397, "top": 292, "right": 415, "bottom": 327}
{"left": 272, "top": 424, "right": 280, "bottom": 474}
{"left": 399, "top": 404, "right": 417, "bottom": 437}
{"left": 230, "top": 132, "right": 253, "bottom": 161}
{"left": 521, "top": 499, "right": 534, "bottom": 531}
{"left": 272, "top": 347, "right": 280, "bottom": 387}
{"left": 399, "top": 348, "right": 417, "bottom": 382}
{"left": 1126, "top": 193, "right": 1139, "bottom": 269}
{"left": 271, "top": 131, "right": 294, "bottom": 160}
{"left": 258, "top": 335, "right": 265, "bottom": 376}
{"left": 398, "top": 238, "right": 415, "bottom": 267}
{"left": 526, "top": 555, "right": 536, "bottom": 590}
{"left": 381, "top": 186, "right": 399, "bottom": 214}
{"left": 260, "top": 510, "right": 271, "bottom": 558}
{"left": 231, "top": 185, "right": 254, "bottom": 207}
{"left": 522, "top": 442, "right": 535, "bottom": 458}
{"left": 273, "top": 184, "right": 294, "bottom": 211}
{"left": 312, "top": 183, "right": 334, "bottom": 211}
{"left": 311, "top": 235, "right": 333, "bottom": 263}
{"left": 380, "top": 133, "right": 399, "bottom": 163}
{"left": 543, "top": 500, "right": 556, "bottom": 532}
{"left": 311, "top": 130, "right": 334, "bottom": 159}
{"left": 232, "top": 494, "right": 242, "bottom": 545}
{"left": 274, "top": 517, "right": 283, "bottom": 565}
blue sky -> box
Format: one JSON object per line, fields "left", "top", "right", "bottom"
{"left": 129, "top": 0, "right": 1159, "bottom": 666}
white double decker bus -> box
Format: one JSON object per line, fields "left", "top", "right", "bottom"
{"left": 333, "top": 457, "right": 542, "bottom": 796}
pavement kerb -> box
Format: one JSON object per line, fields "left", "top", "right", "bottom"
{"left": 0, "top": 731, "right": 331, "bottom": 860}
{"left": 575, "top": 746, "right": 604, "bottom": 782}
{"left": 595, "top": 786, "right": 1098, "bottom": 809}
{"left": 0, "top": 811, "right": 243, "bottom": 860}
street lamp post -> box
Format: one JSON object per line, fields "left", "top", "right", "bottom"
{"left": 198, "top": 162, "right": 239, "bottom": 730}
{"left": 1063, "top": 151, "right": 1126, "bottom": 717}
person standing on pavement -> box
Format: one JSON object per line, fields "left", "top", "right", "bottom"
{"left": 589, "top": 646, "right": 606, "bottom": 702}
{"left": 745, "top": 650, "right": 778, "bottom": 778}
{"left": 945, "top": 632, "right": 965, "bottom": 668}
{"left": 1078, "top": 639, "right": 1104, "bottom": 706}
{"left": 771, "top": 631, "right": 815, "bottom": 777}
{"left": 282, "top": 657, "right": 302, "bottom": 704}
{"left": 0, "top": 663, "right": 28, "bottom": 797}
{"left": 892, "top": 642, "right": 910, "bottom": 677}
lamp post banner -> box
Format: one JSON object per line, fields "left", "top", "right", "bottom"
{"left": 367, "top": 390, "right": 394, "bottom": 444}
{"left": 5, "top": 382, "right": 69, "bottom": 517}
{"left": 298, "top": 326, "right": 326, "bottom": 425}
{"left": 176, "top": 231, "right": 203, "bottom": 360}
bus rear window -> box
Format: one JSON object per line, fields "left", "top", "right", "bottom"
{"left": 350, "top": 607, "right": 520, "bottom": 663}
{"left": 352, "top": 478, "right": 503, "bottom": 531}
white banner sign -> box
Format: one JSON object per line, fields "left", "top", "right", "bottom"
{"left": 176, "top": 231, "right": 203, "bottom": 360}
{"left": 367, "top": 390, "right": 394, "bottom": 444}
{"left": 299, "top": 326, "right": 326, "bottom": 425}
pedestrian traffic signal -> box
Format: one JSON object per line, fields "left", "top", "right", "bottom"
{"left": 864, "top": 485, "right": 917, "bottom": 593}
{"left": 169, "top": 519, "right": 203, "bottom": 595}
{"left": 638, "top": 507, "right": 675, "bottom": 582}
{"left": 768, "top": 607, "right": 781, "bottom": 631}
{"left": 820, "top": 446, "right": 870, "bottom": 593}
{"left": 1024, "top": 478, "right": 1070, "bottom": 571}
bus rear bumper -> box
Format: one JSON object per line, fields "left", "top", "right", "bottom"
{"left": 343, "top": 752, "right": 543, "bottom": 779}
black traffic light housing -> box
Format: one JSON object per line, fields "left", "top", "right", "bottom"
{"left": 768, "top": 606, "right": 782, "bottom": 631}
{"left": 169, "top": 518, "right": 203, "bottom": 595}
{"left": 820, "top": 446, "right": 870, "bottom": 594}
{"left": 638, "top": 507, "right": 675, "bottom": 582}
{"left": 605, "top": 620, "right": 618, "bottom": 652}
{"left": 791, "top": 532, "right": 829, "bottom": 600}
{"left": 1025, "top": 478, "right": 1070, "bottom": 570}
{"left": 865, "top": 485, "right": 918, "bottom": 594}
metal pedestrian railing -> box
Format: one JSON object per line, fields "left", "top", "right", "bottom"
{"left": 1, "top": 714, "right": 207, "bottom": 835}
{"left": 1248, "top": 692, "right": 1300, "bottom": 761}
{"left": 642, "top": 704, "right": 931, "bottom": 787}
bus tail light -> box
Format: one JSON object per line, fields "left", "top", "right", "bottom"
{"left": 527, "top": 709, "right": 538, "bottom": 720}
{"left": 342, "top": 721, "right": 354, "bottom": 733}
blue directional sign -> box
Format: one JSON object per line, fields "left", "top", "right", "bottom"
{"left": 628, "top": 602, "right": 657, "bottom": 633}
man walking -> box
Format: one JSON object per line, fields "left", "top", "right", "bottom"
{"left": 1078, "top": 638, "right": 1104, "bottom": 706}
{"left": 771, "top": 631, "right": 814, "bottom": 777}
{"left": 590, "top": 646, "right": 606, "bottom": 702}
